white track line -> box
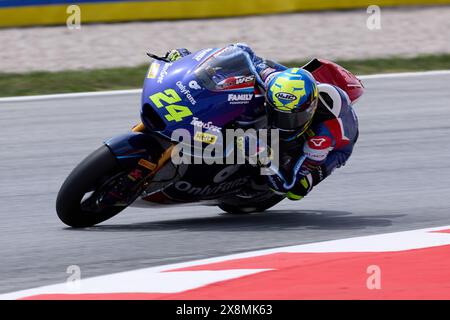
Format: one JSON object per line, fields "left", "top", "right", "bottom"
{"left": 0, "top": 89, "right": 142, "bottom": 103}
{"left": 1, "top": 224, "right": 450, "bottom": 300}
{"left": 0, "top": 70, "right": 449, "bottom": 103}
{"left": 358, "top": 70, "right": 450, "bottom": 79}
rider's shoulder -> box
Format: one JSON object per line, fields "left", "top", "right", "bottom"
{"left": 318, "top": 83, "right": 350, "bottom": 103}
{"left": 317, "top": 83, "right": 351, "bottom": 115}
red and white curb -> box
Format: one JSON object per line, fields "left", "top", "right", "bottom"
{"left": 2, "top": 225, "right": 450, "bottom": 300}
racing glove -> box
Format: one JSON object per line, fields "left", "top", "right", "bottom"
{"left": 286, "top": 175, "right": 313, "bottom": 200}
{"left": 165, "top": 48, "right": 191, "bottom": 62}
{"left": 266, "top": 135, "right": 333, "bottom": 200}
{"left": 265, "top": 164, "right": 313, "bottom": 200}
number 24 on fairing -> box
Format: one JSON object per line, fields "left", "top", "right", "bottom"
{"left": 149, "top": 89, "right": 193, "bottom": 122}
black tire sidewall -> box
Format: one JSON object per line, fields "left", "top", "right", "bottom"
{"left": 56, "top": 145, "right": 125, "bottom": 228}
{"left": 218, "top": 192, "right": 285, "bottom": 214}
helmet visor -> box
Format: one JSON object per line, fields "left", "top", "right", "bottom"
{"left": 266, "top": 99, "right": 317, "bottom": 132}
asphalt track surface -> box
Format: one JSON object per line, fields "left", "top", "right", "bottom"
{"left": 1, "top": 72, "right": 450, "bottom": 294}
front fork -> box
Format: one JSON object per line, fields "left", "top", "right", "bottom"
{"left": 97, "top": 123, "right": 175, "bottom": 208}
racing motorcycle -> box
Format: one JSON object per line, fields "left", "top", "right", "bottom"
{"left": 56, "top": 46, "right": 364, "bottom": 228}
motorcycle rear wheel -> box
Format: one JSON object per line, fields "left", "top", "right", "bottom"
{"left": 218, "top": 191, "right": 285, "bottom": 214}
{"left": 56, "top": 145, "right": 127, "bottom": 228}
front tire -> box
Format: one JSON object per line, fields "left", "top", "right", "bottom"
{"left": 56, "top": 145, "right": 126, "bottom": 228}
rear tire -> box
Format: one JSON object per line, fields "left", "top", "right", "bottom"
{"left": 56, "top": 145, "right": 126, "bottom": 228}
{"left": 218, "top": 192, "right": 284, "bottom": 214}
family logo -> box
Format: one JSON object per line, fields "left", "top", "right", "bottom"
{"left": 228, "top": 94, "right": 253, "bottom": 104}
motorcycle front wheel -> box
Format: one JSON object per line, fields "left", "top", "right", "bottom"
{"left": 56, "top": 145, "right": 127, "bottom": 228}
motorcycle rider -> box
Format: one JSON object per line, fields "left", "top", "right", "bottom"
{"left": 164, "top": 44, "right": 359, "bottom": 201}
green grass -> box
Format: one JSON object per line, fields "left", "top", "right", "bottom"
{"left": 1, "top": 54, "right": 449, "bottom": 97}
{"left": 0, "top": 65, "right": 148, "bottom": 97}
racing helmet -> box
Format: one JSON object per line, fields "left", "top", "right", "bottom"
{"left": 265, "top": 68, "right": 319, "bottom": 140}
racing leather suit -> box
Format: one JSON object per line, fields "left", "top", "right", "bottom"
{"left": 165, "top": 44, "right": 359, "bottom": 200}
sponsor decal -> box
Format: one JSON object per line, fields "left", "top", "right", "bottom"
{"left": 193, "top": 48, "right": 213, "bottom": 62}
{"left": 275, "top": 92, "right": 297, "bottom": 101}
{"left": 316, "top": 166, "right": 324, "bottom": 181}
{"left": 216, "top": 79, "right": 235, "bottom": 90}
{"left": 176, "top": 81, "right": 197, "bottom": 105}
{"left": 309, "top": 137, "right": 331, "bottom": 148}
{"left": 194, "top": 131, "right": 217, "bottom": 145}
{"left": 138, "top": 158, "right": 157, "bottom": 171}
{"left": 174, "top": 177, "right": 249, "bottom": 196}
{"left": 228, "top": 93, "right": 253, "bottom": 105}
{"left": 235, "top": 75, "right": 255, "bottom": 85}
{"left": 147, "top": 63, "right": 160, "bottom": 79}
{"left": 189, "top": 80, "right": 202, "bottom": 90}
{"left": 217, "top": 76, "right": 255, "bottom": 90}
{"left": 190, "top": 117, "right": 221, "bottom": 132}
{"left": 304, "top": 136, "right": 332, "bottom": 162}
{"left": 157, "top": 62, "right": 172, "bottom": 84}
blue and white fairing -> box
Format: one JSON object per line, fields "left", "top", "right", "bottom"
{"left": 140, "top": 46, "right": 266, "bottom": 145}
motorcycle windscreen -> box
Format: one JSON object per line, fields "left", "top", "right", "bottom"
{"left": 194, "top": 46, "right": 255, "bottom": 91}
